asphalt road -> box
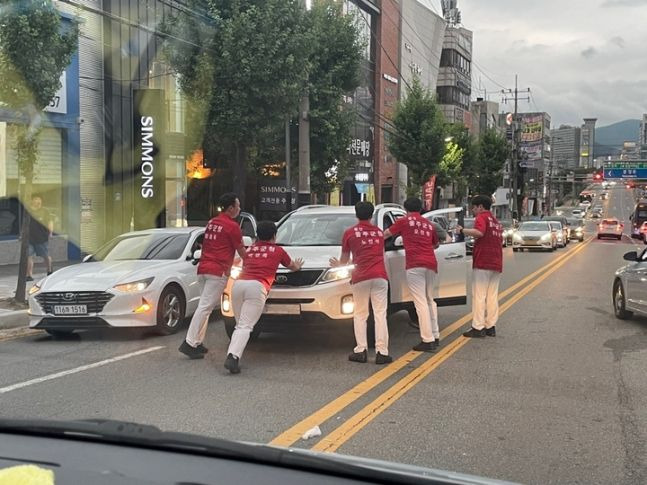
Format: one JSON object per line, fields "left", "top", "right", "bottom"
{"left": 1, "top": 185, "right": 646, "bottom": 485}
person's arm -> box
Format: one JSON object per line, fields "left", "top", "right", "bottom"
{"left": 233, "top": 225, "right": 247, "bottom": 260}
{"left": 287, "top": 257, "right": 304, "bottom": 272}
{"left": 48, "top": 218, "right": 54, "bottom": 237}
{"left": 461, "top": 227, "right": 484, "bottom": 238}
{"left": 383, "top": 217, "right": 404, "bottom": 240}
{"left": 330, "top": 231, "right": 351, "bottom": 267}
{"left": 462, "top": 215, "right": 486, "bottom": 239}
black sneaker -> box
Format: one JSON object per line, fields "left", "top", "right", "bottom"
{"left": 413, "top": 341, "right": 438, "bottom": 353}
{"left": 348, "top": 350, "right": 367, "bottom": 363}
{"left": 463, "top": 327, "right": 486, "bottom": 338}
{"left": 178, "top": 340, "right": 205, "bottom": 359}
{"left": 26, "top": 276, "right": 34, "bottom": 282}
{"left": 196, "top": 343, "right": 209, "bottom": 354}
{"left": 485, "top": 327, "right": 496, "bottom": 337}
{"left": 224, "top": 353, "right": 240, "bottom": 374}
{"left": 375, "top": 352, "right": 393, "bottom": 365}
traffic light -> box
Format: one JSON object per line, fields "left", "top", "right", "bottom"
{"left": 593, "top": 169, "right": 603, "bottom": 182}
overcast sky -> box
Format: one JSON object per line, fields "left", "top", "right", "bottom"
{"left": 423, "top": 0, "right": 647, "bottom": 128}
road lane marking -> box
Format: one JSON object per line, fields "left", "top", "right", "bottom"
{"left": 269, "top": 239, "right": 590, "bottom": 447}
{"left": 311, "top": 238, "right": 591, "bottom": 453}
{"left": 0, "top": 346, "right": 165, "bottom": 395}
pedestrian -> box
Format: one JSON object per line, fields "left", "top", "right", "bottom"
{"left": 27, "top": 194, "right": 54, "bottom": 281}
{"left": 224, "top": 221, "right": 303, "bottom": 374}
{"left": 179, "top": 193, "right": 247, "bottom": 359}
{"left": 456, "top": 195, "right": 503, "bottom": 338}
{"left": 383, "top": 197, "right": 441, "bottom": 352}
{"left": 330, "top": 201, "right": 392, "bottom": 365}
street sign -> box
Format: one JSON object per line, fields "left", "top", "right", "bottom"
{"left": 603, "top": 168, "right": 647, "bottom": 179}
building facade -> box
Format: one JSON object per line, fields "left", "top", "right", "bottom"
{"left": 469, "top": 98, "right": 501, "bottom": 139}
{"left": 436, "top": 26, "right": 472, "bottom": 126}
{"left": 579, "top": 118, "right": 597, "bottom": 168}
{"left": 550, "top": 125, "right": 581, "bottom": 170}
{"left": 639, "top": 114, "right": 647, "bottom": 159}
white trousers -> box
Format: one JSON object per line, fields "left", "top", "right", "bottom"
{"left": 185, "top": 275, "right": 228, "bottom": 347}
{"left": 406, "top": 268, "right": 439, "bottom": 342}
{"left": 352, "top": 278, "right": 389, "bottom": 355}
{"left": 472, "top": 269, "right": 501, "bottom": 330}
{"left": 227, "top": 280, "right": 267, "bottom": 359}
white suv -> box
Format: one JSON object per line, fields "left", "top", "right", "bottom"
{"left": 220, "top": 204, "right": 467, "bottom": 338}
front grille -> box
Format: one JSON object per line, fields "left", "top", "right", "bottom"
{"left": 35, "top": 317, "right": 110, "bottom": 328}
{"left": 272, "top": 270, "right": 323, "bottom": 287}
{"left": 266, "top": 298, "right": 315, "bottom": 305}
{"left": 35, "top": 291, "right": 114, "bottom": 314}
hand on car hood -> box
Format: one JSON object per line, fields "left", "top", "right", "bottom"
{"left": 279, "top": 246, "right": 345, "bottom": 269}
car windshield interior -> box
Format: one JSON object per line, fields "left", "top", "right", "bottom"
{"left": 90, "top": 234, "right": 190, "bottom": 261}
{"left": 520, "top": 222, "right": 550, "bottom": 231}
{"left": 549, "top": 222, "right": 562, "bottom": 230}
{"left": 602, "top": 219, "right": 618, "bottom": 225}
{"left": 276, "top": 214, "right": 357, "bottom": 246}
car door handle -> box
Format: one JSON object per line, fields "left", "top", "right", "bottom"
{"left": 445, "top": 253, "right": 464, "bottom": 260}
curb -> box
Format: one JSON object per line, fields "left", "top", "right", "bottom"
{"left": 0, "top": 310, "right": 29, "bottom": 330}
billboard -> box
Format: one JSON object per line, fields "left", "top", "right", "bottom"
{"left": 521, "top": 114, "right": 543, "bottom": 142}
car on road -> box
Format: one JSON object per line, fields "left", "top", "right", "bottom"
{"left": 613, "top": 248, "right": 647, "bottom": 320}
{"left": 512, "top": 221, "right": 557, "bottom": 252}
{"left": 597, "top": 218, "right": 624, "bottom": 240}
{"left": 219, "top": 204, "right": 468, "bottom": 339}
{"left": 500, "top": 220, "right": 517, "bottom": 247}
{"left": 543, "top": 216, "right": 570, "bottom": 244}
{"left": 548, "top": 221, "right": 567, "bottom": 248}
{"left": 571, "top": 209, "right": 585, "bottom": 219}
{"left": 567, "top": 218, "right": 585, "bottom": 242}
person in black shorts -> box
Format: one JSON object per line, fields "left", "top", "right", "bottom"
{"left": 27, "top": 194, "right": 53, "bottom": 282}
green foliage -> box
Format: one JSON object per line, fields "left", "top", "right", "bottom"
{"left": 388, "top": 78, "right": 445, "bottom": 193}
{"left": 474, "top": 128, "right": 509, "bottom": 195}
{"left": 438, "top": 141, "right": 463, "bottom": 187}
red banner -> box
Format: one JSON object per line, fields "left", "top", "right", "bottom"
{"left": 423, "top": 175, "right": 437, "bottom": 211}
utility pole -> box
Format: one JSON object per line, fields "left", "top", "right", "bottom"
{"left": 297, "top": 0, "right": 311, "bottom": 207}
{"left": 285, "top": 118, "right": 292, "bottom": 213}
{"left": 502, "top": 75, "right": 530, "bottom": 219}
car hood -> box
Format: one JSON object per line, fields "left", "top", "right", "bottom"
{"left": 517, "top": 230, "right": 551, "bottom": 237}
{"left": 278, "top": 246, "right": 342, "bottom": 269}
{"left": 38, "top": 260, "right": 172, "bottom": 292}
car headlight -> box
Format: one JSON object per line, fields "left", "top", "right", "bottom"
{"left": 575, "top": 228, "right": 583, "bottom": 234}
{"left": 230, "top": 266, "right": 242, "bottom": 280}
{"left": 113, "top": 277, "right": 154, "bottom": 293}
{"left": 28, "top": 281, "right": 43, "bottom": 296}
{"left": 541, "top": 233, "right": 552, "bottom": 242}
{"left": 319, "top": 265, "right": 355, "bottom": 284}
{"left": 513, "top": 234, "right": 523, "bottom": 242}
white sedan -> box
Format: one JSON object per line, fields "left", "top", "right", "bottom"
{"left": 28, "top": 228, "right": 208, "bottom": 338}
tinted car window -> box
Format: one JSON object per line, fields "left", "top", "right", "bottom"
{"left": 92, "top": 234, "right": 190, "bottom": 261}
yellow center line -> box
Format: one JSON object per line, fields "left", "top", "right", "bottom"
{"left": 269, "top": 239, "right": 590, "bottom": 447}
{"left": 310, "top": 238, "right": 591, "bottom": 453}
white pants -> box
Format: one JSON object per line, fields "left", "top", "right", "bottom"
{"left": 185, "top": 275, "right": 228, "bottom": 347}
{"left": 227, "top": 280, "right": 267, "bottom": 359}
{"left": 406, "top": 268, "right": 439, "bottom": 343}
{"left": 352, "top": 278, "right": 389, "bottom": 355}
{"left": 472, "top": 269, "right": 501, "bottom": 330}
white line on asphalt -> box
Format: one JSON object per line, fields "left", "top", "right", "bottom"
{"left": 0, "top": 346, "right": 165, "bottom": 394}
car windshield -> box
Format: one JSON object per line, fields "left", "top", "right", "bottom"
{"left": 549, "top": 222, "right": 562, "bottom": 230}
{"left": 276, "top": 213, "right": 356, "bottom": 246}
{"left": 567, "top": 219, "right": 584, "bottom": 227}
{"left": 500, "top": 220, "right": 514, "bottom": 229}
{"left": 520, "top": 222, "right": 551, "bottom": 231}
{"left": 91, "top": 234, "right": 190, "bottom": 261}
{"left": 602, "top": 219, "right": 619, "bottom": 225}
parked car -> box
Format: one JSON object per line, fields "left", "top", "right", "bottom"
{"left": 548, "top": 221, "right": 567, "bottom": 248}
{"left": 613, "top": 248, "right": 647, "bottom": 319}
{"left": 512, "top": 221, "right": 557, "bottom": 252}
{"left": 219, "top": 205, "right": 468, "bottom": 339}
{"left": 597, "top": 218, "right": 624, "bottom": 240}
{"left": 566, "top": 218, "right": 585, "bottom": 242}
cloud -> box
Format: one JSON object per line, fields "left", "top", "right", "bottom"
{"left": 609, "top": 36, "right": 625, "bottom": 48}
{"left": 581, "top": 47, "right": 597, "bottom": 58}
{"left": 601, "top": 0, "right": 647, "bottom": 7}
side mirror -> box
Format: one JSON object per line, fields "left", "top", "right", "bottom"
{"left": 192, "top": 249, "right": 202, "bottom": 265}
{"left": 394, "top": 236, "right": 404, "bottom": 248}
{"left": 623, "top": 251, "right": 638, "bottom": 262}
{"left": 242, "top": 236, "right": 253, "bottom": 247}
{"left": 82, "top": 254, "right": 93, "bottom": 263}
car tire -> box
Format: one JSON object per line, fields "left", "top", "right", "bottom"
{"left": 155, "top": 285, "right": 186, "bottom": 335}
{"left": 613, "top": 280, "right": 632, "bottom": 320}
{"left": 223, "top": 316, "right": 261, "bottom": 342}
{"left": 45, "top": 329, "right": 75, "bottom": 338}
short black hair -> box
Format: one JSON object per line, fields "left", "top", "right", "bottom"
{"left": 471, "top": 195, "right": 492, "bottom": 210}
{"left": 355, "top": 201, "right": 374, "bottom": 221}
{"left": 219, "top": 192, "right": 238, "bottom": 211}
{"left": 404, "top": 197, "right": 423, "bottom": 213}
{"left": 256, "top": 221, "right": 277, "bottom": 241}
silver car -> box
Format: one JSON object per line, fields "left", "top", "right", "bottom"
{"left": 512, "top": 221, "right": 557, "bottom": 252}
{"left": 613, "top": 248, "right": 647, "bottom": 319}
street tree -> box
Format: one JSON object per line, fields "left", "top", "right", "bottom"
{"left": 163, "top": 0, "right": 311, "bottom": 207}
{"left": 388, "top": 77, "right": 446, "bottom": 195}
{"left": 0, "top": 1, "right": 78, "bottom": 303}
{"left": 474, "top": 128, "right": 509, "bottom": 196}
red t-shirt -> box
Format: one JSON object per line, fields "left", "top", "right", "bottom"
{"left": 473, "top": 211, "right": 503, "bottom": 272}
{"left": 239, "top": 241, "right": 292, "bottom": 292}
{"left": 388, "top": 213, "right": 439, "bottom": 272}
{"left": 341, "top": 221, "right": 388, "bottom": 284}
{"left": 197, "top": 213, "right": 243, "bottom": 276}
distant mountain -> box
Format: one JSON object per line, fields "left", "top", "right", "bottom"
{"left": 595, "top": 119, "right": 640, "bottom": 148}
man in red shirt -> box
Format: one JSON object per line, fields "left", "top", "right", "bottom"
{"left": 456, "top": 195, "right": 503, "bottom": 338}
{"left": 225, "top": 221, "right": 303, "bottom": 374}
{"left": 179, "top": 193, "right": 247, "bottom": 359}
{"left": 330, "top": 202, "right": 392, "bottom": 365}
{"left": 384, "top": 197, "right": 440, "bottom": 352}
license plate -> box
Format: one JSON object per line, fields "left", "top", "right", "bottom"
{"left": 263, "top": 304, "right": 300, "bottom": 315}
{"left": 53, "top": 305, "right": 88, "bottom": 315}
